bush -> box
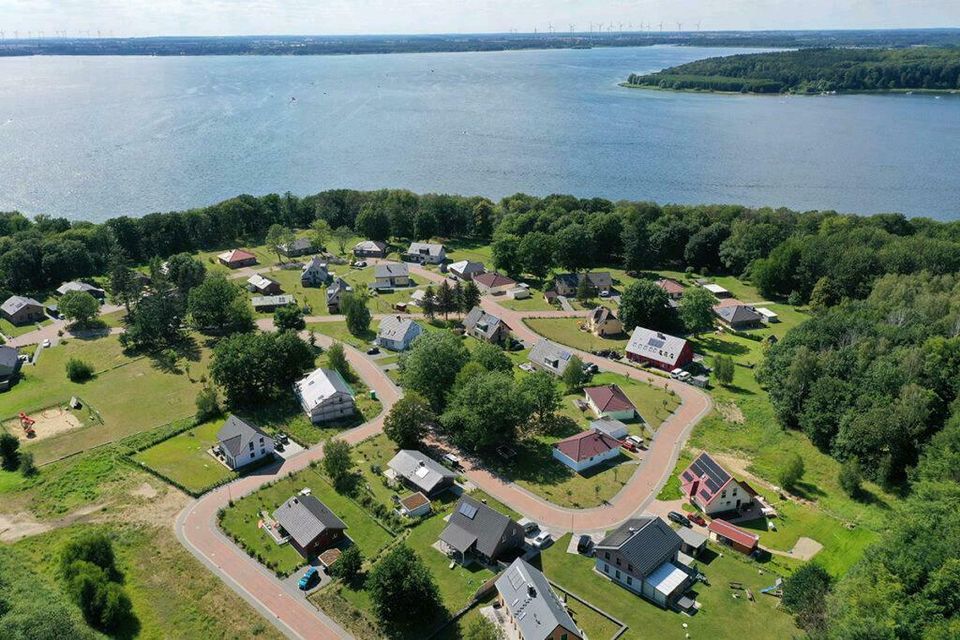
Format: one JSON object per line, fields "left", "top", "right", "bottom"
{"left": 778, "top": 452, "right": 805, "bottom": 492}
{"left": 66, "top": 357, "right": 95, "bottom": 382}
{"left": 195, "top": 384, "right": 221, "bottom": 422}
{"left": 0, "top": 432, "right": 20, "bottom": 470}
{"left": 839, "top": 458, "right": 863, "bottom": 498}
{"left": 330, "top": 545, "right": 364, "bottom": 586}
{"left": 18, "top": 451, "right": 36, "bottom": 477}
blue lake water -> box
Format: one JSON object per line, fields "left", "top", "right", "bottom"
{"left": 1, "top": 45, "right": 959, "bottom": 221}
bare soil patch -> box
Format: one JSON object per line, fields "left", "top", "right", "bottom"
{"left": 0, "top": 502, "right": 106, "bottom": 542}
{"left": 717, "top": 402, "right": 745, "bottom": 424}
{"left": 5, "top": 406, "right": 84, "bottom": 442}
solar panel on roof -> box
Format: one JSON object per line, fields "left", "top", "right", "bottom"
{"left": 648, "top": 338, "right": 665, "bottom": 348}
{"left": 415, "top": 466, "right": 430, "bottom": 478}
{"left": 508, "top": 567, "right": 525, "bottom": 590}
{"left": 459, "top": 502, "right": 478, "bottom": 519}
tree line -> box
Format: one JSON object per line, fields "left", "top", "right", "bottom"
{"left": 627, "top": 47, "right": 960, "bottom": 93}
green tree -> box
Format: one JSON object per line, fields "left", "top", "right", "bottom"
{"left": 452, "top": 280, "right": 464, "bottom": 315}
{"left": 65, "top": 357, "right": 95, "bottom": 382}
{"left": 60, "top": 532, "right": 118, "bottom": 577}
{"left": 464, "top": 617, "right": 505, "bottom": 640}
{"left": 0, "top": 432, "right": 20, "bottom": 470}
{"left": 491, "top": 233, "right": 522, "bottom": 276}
{"left": 383, "top": 392, "right": 435, "bottom": 449}
{"left": 778, "top": 452, "right": 805, "bottom": 492}
{"left": 441, "top": 370, "right": 533, "bottom": 450}
{"left": 473, "top": 200, "right": 495, "bottom": 239}
{"left": 121, "top": 292, "right": 184, "bottom": 351}
{"left": 187, "top": 274, "right": 253, "bottom": 336}
{"left": 311, "top": 219, "right": 332, "bottom": 252}
{"left": 518, "top": 232, "right": 555, "bottom": 279}
{"left": 414, "top": 208, "right": 438, "bottom": 240}
{"left": 195, "top": 383, "right": 221, "bottom": 422}
{"left": 274, "top": 305, "right": 305, "bottom": 332}
{"left": 618, "top": 280, "right": 670, "bottom": 331}
{"left": 59, "top": 290, "right": 100, "bottom": 327}
{"left": 562, "top": 355, "right": 587, "bottom": 392}
{"left": 782, "top": 563, "right": 832, "bottom": 634}
{"left": 436, "top": 280, "right": 455, "bottom": 319}
{"left": 18, "top": 451, "right": 36, "bottom": 477}
{"left": 421, "top": 285, "right": 437, "bottom": 319}
{"left": 330, "top": 545, "right": 364, "bottom": 586}
{"left": 808, "top": 276, "right": 839, "bottom": 313}
{"left": 107, "top": 260, "right": 143, "bottom": 315}
{"left": 554, "top": 224, "right": 593, "bottom": 272}
{"left": 211, "top": 331, "right": 314, "bottom": 407}
{"left": 679, "top": 287, "right": 715, "bottom": 336}
{"left": 265, "top": 224, "right": 296, "bottom": 264}
{"left": 460, "top": 280, "right": 481, "bottom": 312}
{"left": 333, "top": 225, "right": 353, "bottom": 255}
{"left": 326, "top": 341, "right": 352, "bottom": 380}
{"left": 355, "top": 205, "right": 391, "bottom": 242}
{"left": 471, "top": 341, "right": 513, "bottom": 373}
{"left": 400, "top": 331, "right": 470, "bottom": 411}
{"left": 367, "top": 545, "right": 441, "bottom": 629}
{"left": 164, "top": 253, "right": 207, "bottom": 296}
{"left": 622, "top": 217, "right": 651, "bottom": 272}
{"left": 323, "top": 439, "right": 353, "bottom": 487}
{"left": 839, "top": 457, "right": 863, "bottom": 498}
{"left": 575, "top": 276, "right": 596, "bottom": 303}
{"left": 340, "top": 291, "right": 371, "bottom": 337}
{"left": 518, "top": 371, "right": 562, "bottom": 421}
{"left": 713, "top": 354, "right": 735, "bottom": 386}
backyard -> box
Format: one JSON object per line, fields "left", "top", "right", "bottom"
{"left": 133, "top": 418, "right": 237, "bottom": 494}
{"left": 524, "top": 316, "right": 630, "bottom": 353}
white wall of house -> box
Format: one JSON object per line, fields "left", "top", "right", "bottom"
{"left": 306, "top": 394, "right": 356, "bottom": 424}
{"left": 587, "top": 398, "right": 635, "bottom": 422}
{"left": 552, "top": 446, "right": 620, "bottom": 473}
{"left": 225, "top": 437, "right": 274, "bottom": 470}
{"left": 698, "top": 479, "right": 752, "bottom": 515}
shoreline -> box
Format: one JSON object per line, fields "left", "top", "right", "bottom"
{"left": 619, "top": 82, "right": 960, "bottom": 97}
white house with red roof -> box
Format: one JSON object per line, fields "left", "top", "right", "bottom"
{"left": 584, "top": 384, "right": 637, "bottom": 421}
{"left": 552, "top": 430, "right": 621, "bottom": 473}
{"left": 679, "top": 452, "right": 756, "bottom": 516}
{"left": 473, "top": 272, "right": 517, "bottom": 295}
{"left": 655, "top": 278, "right": 685, "bottom": 299}
{"left": 217, "top": 248, "right": 258, "bottom": 269}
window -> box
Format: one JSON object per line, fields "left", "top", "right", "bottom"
{"left": 604, "top": 552, "right": 610, "bottom": 560}
{"left": 721, "top": 490, "right": 727, "bottom": 498}
{"left": 628, "top": 564, "right": 633, "bottom": 572}
{"left": 615, "top": 570, "right": 621, "bottom": 580}
{"left": 615, "top": 557, "right": 621, "bottom": 566}
{"left": 603, "top": 564, "right": 609, "bottom": 574}
{"left": 249, "top": 442, "right": 254, "bottom": 450}
{"left": 627, "top": 576, "right": 633, "bottom": 586}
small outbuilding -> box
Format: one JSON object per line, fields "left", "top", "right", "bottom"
{"left": 590, "top": 417, "right": 629, "bottom": 440}
{"left": 247, "top": 273, "right": 282, "bottom": 295}
{"left": 675, "top": 527, "right": 708, "bottom": 557}
{"left": 251, "top": 294, "right": 296, "bottom": 312}
{"left": 398, "top": 492, "right": 432, "bottom": 518}
{"left": 708, "top": 518, "right": 759, "bottom": 555}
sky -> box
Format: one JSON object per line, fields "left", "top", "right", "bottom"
{"left": 1, "top": 0, "right": 958, "bottom": 38}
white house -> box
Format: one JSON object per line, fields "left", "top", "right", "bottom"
{"left": 447, "top": 260, "right": 485, "bottom": 281}
{"left": 294, "top": 368, "right": 356, "bottom": 424}
{"left": 405, "top": 242, "right": 446, "bottom": 264}
{"left": 679, "top": 452, "right": 757, "bottom": 516}
{"left": 552, "top": 430, "right": 621, "bottom": 473}
{"left": 376, "top": 316, "right": 423, "bottom": 351}
{"left": 216, "top": 415, "right": 275, "bottom": 470}
{"left": 301, "top": 257, "right": 330, "bottom": 287}
{"left": 373, "top": 263, "right": 410, "bottom": 290}
{"left": 584, "top": 384, "right": 637, "bottom": 421}
{"left": 473, "top": 272, "right": 517, "bottom": 296}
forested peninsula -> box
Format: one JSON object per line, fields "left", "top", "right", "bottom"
{"left": 626, "top": 47, "right": 960, "bottom": 94}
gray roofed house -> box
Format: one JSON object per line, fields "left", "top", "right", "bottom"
{"left": 554, "top": 272, "right": 614, "bottom": 296}
{"left": 528, "top": 339, "right": 574, "bottom": 376}
{"left": 280, "top": 237, "right": 316, "bottom": 257}
{"left": 447, "top": 260, "right": 485, "bottom": 281}
{"left": 294, "top": 367, "right": 356, "bottom": 424}
{"left": 0, "top": 345, "right": 22, "bottom": 391}
{"left": 404, "top": 242, "right": 447, "bottom": 264}
{"left": 273, "top": 495, "right": 347, "bottom": 557}
{"left": 387, "top": 450, "right": 456, "bottom": 496}
{"left": 494, "top": 558, "right": 584, "bottom": 640}
{"left": 56, "top": 281, "right": 106, "bottom": 299}
{"left": 353, "top": 240, "right": 389, "bottom": 258}
{"left": 713, "top": 303, "right": 764, "bottom": 330}
{"left": 216, "top": 415, "right": 275, "bottom": 470}
{"left": 376, "top": 316, "right": 423, "bottom": 351}
{"left": 301, "top": 257, "right": 330, "bottom": 287}
{"left": 373, "top": 262, "right": 410, "bottom": 290}
{"left": 590, "top": 417, "right": 629, "bottom": 440}
{"left": 326, "top": 277, "right": 352, "bottom": 313}
{"left": 439, "top": 495, "right": 524, "bottom": 564}
{"left": 462, "top": 306, "right": 510, "bottom": 345}
{"left": 1, "top": 296, "right": 45, "bottom": 326}
{"left": 251, "top": 294, "right": 296, "bottom": 312}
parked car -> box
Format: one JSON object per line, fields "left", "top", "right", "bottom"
{"left": 42, "top": 339, "right": 51, "bottom": 348}
{"left": 688, "top": 513, "right": 707, "bottom": 527}
{"left": 599, "top": 290, "right": 611, "bottom": 298}
{"left": 275, "top": 442, "right": 285, "bottom": 452}
{"left": 625, "top": 435, "right": 644, "bottom": 450}
{"left": 520, "top": 519, "right": 540, "bottom": 535}
{"left": 668, "top": 511, "right": 692, "bottom": 528}
{"left": 621, "top": 440, "right": 638, "bottom": 453}
{"left": 277, "top": 432, "right": 290, "bottom": 445}
{"left": 532, "top": 531, "right": 553, "bottom": 549}
{"left": 298, "top": 567, "right": 319, "bottom": 590}
{"left": 366, "top": 346, "right": 380, "bottom": 355}
{"left": 577, "top": 535, "right": 593, "bottom": 554}
{"left": 353, "top": 260, "right": 367, "bottom": 268}
{"left": 670, "top": 368, "right": 685, "bottom": 379}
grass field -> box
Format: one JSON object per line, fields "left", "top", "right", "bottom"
{"left": 524, "top": 317, "right": 629, "bottom": 353}
{"left": 309, "top": 320, "right": 377, "bottom": 351}
{"left": 0, "top": 316, "right": 53, "bottom": 338}
{"left": 133, "top": 419, "right": 236, "bottom": 493}
{"left": 563, "top": 371, "right": 680, "bottom": 431}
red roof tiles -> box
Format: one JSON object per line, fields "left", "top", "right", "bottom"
{"left": 554, "top": 430, "right": 620, "bottom": 462}
{"left": 708, "top": 518, "right": 759, "bottom": 550}
{"left": 584, "top": 384, "right": 636, "bottom": 414}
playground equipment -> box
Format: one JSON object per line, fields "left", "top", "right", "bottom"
{"left": 18, "top": 411, "right": 36, "bottom": 437}
{"left": 760, "top": 577, "right": 784, "bottom": 597}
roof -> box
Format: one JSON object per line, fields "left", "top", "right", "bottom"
{"left": 374, "top": 262, "right": 409, "bottom": 279}
{"left": 474, "top": 272, "right": 517, "bottom": 289}
{"left": 399, "top": 492, "right": 431, "bottom": 512}
{"left": 273, "top": 495, "right": 347, "bottom": 549}
{"left": 556, "top": 272, "right": 613, "bottom": 289}
{"left": 675, "top": 527, "right": 708, "bottom": 549}
{"left": 354, "top": 240, "right": 387, "bottom": 252}
{"left": 626, "top": 327, "right": 689, "bottom": 368}
{"left": 295, "top": 368, "right": 354, "bottom": 411}
{"left": 318, "top": 548, "right": 342, "bottom": 568}
{"left": 655, "top": 278, "right": 685, "bottom": 295}
{"left": 495, "top": 559, "right": 581, "bottom": 640}
{"left": 589, "top": 306, "right": 618, "bottom": 326}
{"left": 406, "top": 242, "right": 445, "bottom": 257}
{"left": 326, "top": 277, "right": 352, "bottom": 299}
{"left": 1, "top": 295, "right": 43, "bottom": 315}
{"left": 702, "top": 283, "right": 729, "bottom": 295}
{"left": 680, "top": 452, "right": 733, "bottom": 507}
{"left": 708, "top": 519, "right": 759, "bottom": 549}
{"left": 590, "top": 417, "right": 629, "bottom": 439}
{"left": 283, "top": 237, "right": 314, "bottom": 252}
{"left": 251, "top": 294, "right": 295, "bottom": 307}
{"left": 595, "top": 517, "right": 683, "bottom": 578}
{"left": 302, "top": 257, "right": 328, "bottom": 274}
{"left": 247, "top": 274, "right": 278, "bottom": 290}
{"left": 554, "top": 430, "right": 620, "bottom": 463}
{"left": 0, "top": 345, "right": 20, "bottom": 369}
{"left": 377, "top": 316, "right": 422, "bottom": 343}
{"left": 441, "top": 495, "right": 518, "bottom": 558}
{"left": 216, "top": 415, "right": 272, "bottom": 458}
{"left": 713, "top": 304, "right": 763, "bottom": 325}
{"left": 218, "top": 249, "right": 256, "bottom": 263}
{"left": 448, "top": 260, "right": 485, "bottom": 277}
{"left": 387, "top": 450, "right": 456, "bottom": 494}
{"left": 463, "top": 306, "right": 506, "bottom": 339}
{"left": 755, "top": 306, "right": 778, "bottom": 319}
{"left": 584, "top": 384, "right": 636, "bottom": 414}
{"left": 647, "top": 561, "right": 689, "bottom": 597}
{"left": 529, "top": 339, "right": 573, "bottom": 374}
{"left": 56, "top": 281, "right": 105, "bottom": 296}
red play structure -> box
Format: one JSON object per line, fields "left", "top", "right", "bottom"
{"left": 18, "top": 412, "right": 36, "bottom": 437}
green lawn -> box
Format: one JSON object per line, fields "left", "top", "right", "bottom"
{"left": 309, "top": 320, "right": 377, "bottom": 351}
{"left": 540, "top": 534, "right": 800, "bottom": 639}
{"left": 524, "top": 317, "right": 630, "bottom": 353}
{"left": 133, "top": 418, "right": 236, "bottom": 493}
{"left": 564, "top": 371, "right": 680, "bottom": 431}
{"left": 219, "top": 466, "right": 395, "bottom": 577}
{"left": 0, "top": 316, "right": 53, "bottom": 338}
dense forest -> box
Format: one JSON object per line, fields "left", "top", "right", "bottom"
{"left": 626, "top": 47, "right": 960, "bottom": 93}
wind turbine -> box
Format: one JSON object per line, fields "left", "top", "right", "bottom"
{"left": 659, "top": 22, "right": 663, "bottom": 33}
{"left": 676, "top": 22, "right": 683, "bottom": 33}
{"left": 569, "top": 24, "right": 575, "bottom": 35}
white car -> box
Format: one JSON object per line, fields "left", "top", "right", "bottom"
{"left": 532, "top": 531, "right": 553, "bottom": 549}
{"left": 41, "top": 339, "right": 51, "bottom": 348}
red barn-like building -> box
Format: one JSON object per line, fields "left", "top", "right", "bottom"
{"left": 625, "top": 327, "right": 694, "bottom": 371}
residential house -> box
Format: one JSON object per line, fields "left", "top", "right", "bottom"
{"left": 353, "top": 240, "right": 388, "bottom": 259}
{"left": 708, "top": 519, "right": 759, "bottom": 555}
{"left": 473, "top": 272, "right": 517, "bottom": 296}
{"left": 554, "top": 272, "right": 613, "bottom": 297}
{"left": 590, "top": 417, "right": 629, "bottom": 440}
{"left": 528, "top": 339, "right": 574, "bottom": 377}
{"left": 462, "top": 306, "right": 510, "bottom": 345}
{"left": 0, "top": 345, "right": 22, "bottom": 391}
{"left": 1, "top": 296, "right": 45, "bottom": 326}
{"left": 247, "top": 274, "right": 282, "bottom": 295}
{"left": 376, "top": 316, "right": 423, "bottom": 351}
{"left": 273, "top": 495, "right": 347, "bottom": 557}
{"left": 594, "top": 516, "right": 696, "bottom": 609}
{"left": 439, "top": 495, "right": 525, "bottom": 564}
{"left": 713, "top": 302, "right": 764, "bottom": 330}
{"left": 217, "top": 249, "right": 258, "bottom": 269}
{"left": 251, "top": 294, "right": 296, "bottom": 312}
{"left": 280, "top": 237, "right": 316, "bottom": 258}
{"left": 676, "top": 527, "right": 708, "bottom": 558}
{"left": 216, "top": 415, "right": 275, "bottom": 470}
{"left": 584, "top": 384, "right": 637, "bottom": 421}
{"left": 387, "top": 449, "right": 456, "bottom": 497}
{"left": 587, "top": 306, "right": 623, "bottom": 337}
{"left": 655, "top": 278, "right": 685, "bottom": 300}
{"left": 552, "top": 430, "right": 621, "bottom": 473}
{"left": 372, "top": 263, "right": 410, "bottom": 290}
{"left": 398, "top": 492, "right": 432, "bottom": 518}
{"left": 326, "top": 277, "right": 352, "bottom": 313}
{"left": 56, "top": 281, "right": 106, "bottom": 300}
{"left": 447, "top": 260, "right": 485, "bottom": 281}
{"left": 506, "top": 287, "right": 530, "bottom": 300}
{"left": 702, "top": 283, "right": 731, "bottom": 298}
{"left": 755, "top": 307, "right": 779, "bottom": 324}
{"left": 679, "top": 452, "right": 756, "bottom": 516}
{"left": 301, "top": 257, "right": 330, "bottom": 287}
{"left": 404, "top": 242, "right": 446, "bottom": 264}
{"left": 493, "top": 558, "right": 584, "bottom": 640}
{"left": 625, "top": 327, "right": 694, "bottom": 371}
{"left": 294, "top": 368, "right": 356, "bottom": 424}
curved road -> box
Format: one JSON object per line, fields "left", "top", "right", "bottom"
{"left": 175, "top": 263, "right": 712, "bottom": 639}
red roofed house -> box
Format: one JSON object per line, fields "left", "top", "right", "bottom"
{"left": 679, "top": 452, "right": 756, "bottom": 516}
{"left": 218, "top": 249, "right": 258, "bottom": 269}
{"left": 584, "top": 384, "right": 637, "bottom": 421}
{"left": 708, "top": 519, "right": 759, "bottom": 555}
{"left": 655, "top": 278, "right": 685, "bottom": 299}
{"left": 473, "top": 272, "right": 517, "bottom": 296}
{"left": 625, "top": 327, "right": 694, "bottom": 371}
{"left": 553, "top": 430, "right": 621, "bottom": 473}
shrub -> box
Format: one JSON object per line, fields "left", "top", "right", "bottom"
{"left": 839, "top": 458, "right": 863, "bottom": 498}
{"left": 66, "top": 357, "right": 95, "bottom": 382}
{"left": 195, "top": 384, "right": 221, "bottom": 421}
{"left": 18, "top": 451, "right": 37, "bottom": 477}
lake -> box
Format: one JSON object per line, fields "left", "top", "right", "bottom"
{"left": 1, "top": 46, "right": 959, "bottom": 221}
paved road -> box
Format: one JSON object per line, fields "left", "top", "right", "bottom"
{"left": 6, "top": 303, "right": 126, "bottom": 348}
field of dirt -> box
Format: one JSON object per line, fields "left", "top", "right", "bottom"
{"left": 5, "top": 406, "right": 83, "bottom": 442}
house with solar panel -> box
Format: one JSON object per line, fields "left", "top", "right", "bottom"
{"left": 594, "top": 516, "right": 697, "bottom": 610}
{"left": 439, "top": 495, "right": 525, "bottom": 565}
{"left": 625, "top": 327, "right": 694, "bottom": 372}
{"left": 680, "top": 452, "right": 757, "bottom": 516}
{"left": 386, "top": 450, "right": 457, "bottom": 497}
{"left": 491, "top": 558, "right": 584, "bottom": 640}
{"left": 528, "top": 339, "right": 574, "bottom": 377}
